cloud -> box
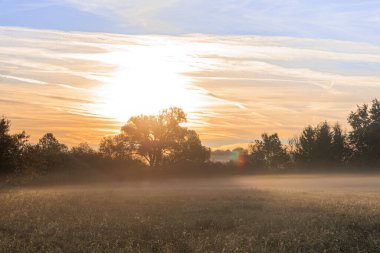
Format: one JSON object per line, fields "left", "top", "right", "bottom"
{"left": 1, "top": 26, "right": 380, "bottom": 148}
{"left": 0, "top": 74, "right": 47, "bottom": 85}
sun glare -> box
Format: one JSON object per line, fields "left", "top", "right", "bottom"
{"left": 89, "top": 43, "right": 206, "bottom": 123}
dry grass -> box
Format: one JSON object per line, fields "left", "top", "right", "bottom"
{"left": 0, "top": 177, "right": 380, "bottom": 252}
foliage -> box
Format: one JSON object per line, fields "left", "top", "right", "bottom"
{"left": 101, "top": 107, "right": 210, "bottom": 167}
{"left": 348, "top": 99, "right": 380, "bottom": 166}
{"left": 2, "top": 100, "right": 380, "bottom": 183}
{"left": 248, "top": 133, "right": 289, "bottom": 170}
{"left": 71, "top": 143, "right": 96, "bottom": 157}
{"left": 164, "top": 129, "right": 211, "bottom": 166}
{"left": 293, "top": 122, "right": 347, "bottom": 169}
{"left": 27, "top": 133, "right": 69, "bottom": 172}
{"left": 0, "top": 116, "right": 29, "bottom": 175}
{"left": 99, "top": 134, "right": 131, "bottom": 159}
{"left": 119, "top": 107, "right": 187, "bottom": 166}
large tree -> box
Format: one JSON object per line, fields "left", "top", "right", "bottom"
{"left": 99, "top": 134, "right": 131, "bottom": 159}
{"left": 32, "top": 133, "right": 68, "bottom": 171}
{"left": 248, "top": 133, "right": 289, "bottom": 170}
{"left": 0, "top": 117, "right": 29, "bottom": 175}
{"left": 164, "top": 129, "right": 210, "bottom": 165}
{"left": 294, "top": 122, "right": 347, "bottom": 168}
{"left": 120, "top": 107, "right": 186, "bottom": 166}
{"left": 348, "top": 99, "right": 380, "bottom": 166}
{"left": 102, "top": 107, "right": 209, "bottom": 167}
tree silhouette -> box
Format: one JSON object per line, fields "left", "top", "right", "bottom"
{"left": 33, "top": 133, "right": 68, "bottom": 171}
{"left": 248, "top": 133, "right": 289, "bottom": 170}
{"left": 294, "top": 122, "right": 346, "bottom": 168}
{"left": 348, "top": 99, "right": 380, "bottom": 166}
{"left": 71, "top": 143, "right": 96, "bottom": 156}
{"left": 120, "top": 107, "right": 199, "bottom": 167}
{"left": 331, "top": 123, "right": 347, "bottom": 164}
{"left": 37, "top": 133, "right": 67, "bottom": 153}
{"left": 3, "top": 98, "right": 380, "bottom": 182}
{"left": 0, "top": 116, "right": 28, "bottom": 175}
{"left": 164, "top": 129, "right": 210, "bottom": 165}
{"left": 99, "top": 135, "right": 131, "bottom": 159}
{"left": 100, "top": 107, "right": 209, "bottom": 167}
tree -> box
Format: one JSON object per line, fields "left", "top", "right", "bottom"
{"left": 296, "top": 126, "right": 315, "bottom": 163}
{"left": 164, "top": 129, "right": 210, "bottom": 165}
{"left": 120, "top": 107, "right": 187, "bottom": 167}
{"left": 37, "top": 133, "right": 67, "bottom": 153}
{"left": 99, "top": 135, "right": 131, "bottom": 159}
{"left": 34, "top": 133, "right": 68, "bottom": 171}
{"left": 72, "top": 143, "right": 95, "bottom": 154}
{"left": 0, "top": 116, "right": 29, "bottom": 175}
{"left": 294, "top": 122, "right": 347, "bottom": 168}
{"left": 348, "top": 99, "right": 380, "bottom": 166}
{"left": 100, "top": 107, "right": 210, "bottom": 167}
{"left": 71, "top": 143, "right": 96, "bottom": 157}
{"left": 331, "top": 123, "right": 347, "bottom": 163}
{"left": 248, "top": 133, "right": 289, "bottom": 170}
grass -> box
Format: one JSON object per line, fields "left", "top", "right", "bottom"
{"left": 0, "top": 178, "right": 380, "bottom": 252}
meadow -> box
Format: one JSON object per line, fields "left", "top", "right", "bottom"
{"left": 1, "top": 175, "right": 380, "bottom": 252}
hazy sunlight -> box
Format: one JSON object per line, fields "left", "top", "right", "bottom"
{"left": 2, "top": 2, "right": 380, "bottom": 252}
{"left": 88, "top": 43, "right": 207, "bottom": 122}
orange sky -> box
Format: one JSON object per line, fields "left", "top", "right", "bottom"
{"left": 1, "top": 27, "right": 380, "bottom": 149}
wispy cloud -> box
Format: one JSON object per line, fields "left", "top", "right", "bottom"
{"left": 1, "top": 26, "right": 380, "bottom": 148}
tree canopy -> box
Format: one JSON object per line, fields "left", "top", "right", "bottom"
{"left": 0, "top": 117, "right": 28, "bottom": 175}
{"left": 100, "top": 107, "right": 210, "bottom": 167}
{"left": 348, "top": 99, "right": 380, "bottom": 166}
{"left": 293, "top": 122, "right": 346, "bottom": 168}
{"left": 248, "top": 133, "right": 289, "bottom": 170}
{"left": 2, "top": 99, "right": 380, "bottom": 183}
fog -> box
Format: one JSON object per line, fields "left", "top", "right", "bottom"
{"left": 29, "top": 174, "right": 380, "bottom": 195}
{"left": 230, "top": 174, "right": 380, "bottom": 193}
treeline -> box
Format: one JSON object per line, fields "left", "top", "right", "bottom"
{"left": 0, "top": 108, "right": 211, "bottom": 183}
{"left": 214, "top": 99, "right": 380, "bottom": 172}
{"left": 1, "top": 100, "right": 380, "bottom": 184}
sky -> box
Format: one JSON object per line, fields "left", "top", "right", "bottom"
{"left": 1, "top": 1, "right": 380, "bottom": 149}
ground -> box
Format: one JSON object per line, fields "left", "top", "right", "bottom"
{"left": 0, "top": 175, "right": 380, "bottom": 252}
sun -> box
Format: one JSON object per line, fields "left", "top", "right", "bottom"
{"left": 88, "top": 43, "right": 207, "bottom": 123}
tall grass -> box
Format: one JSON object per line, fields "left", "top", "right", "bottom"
{"left": 0, "top": 182, "right": 379, "bottom": 252}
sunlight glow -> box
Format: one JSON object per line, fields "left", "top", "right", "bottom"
{"left": 88, "top": 43, "right": 207, "bottom": 123}
{"left": 6, "top": 27, "right": 379, "bottom": 148}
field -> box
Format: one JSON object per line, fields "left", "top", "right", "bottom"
{"left": 1, "top": 175, "right": 380, "bottom": 252}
